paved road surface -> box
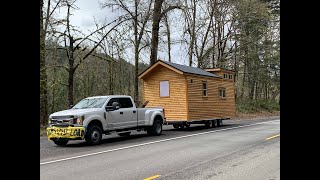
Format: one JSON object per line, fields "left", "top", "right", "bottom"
{"left": 40, "top": 116, "right": 280, "bottom": 180}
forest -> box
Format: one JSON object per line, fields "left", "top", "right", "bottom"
{"left": 40, "top": 0, "right": 280, "bottom": 126}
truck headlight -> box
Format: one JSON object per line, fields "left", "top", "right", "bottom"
{"left": 73, "top": 115, "right": 84, "bottom": 125}
{"left": 48, "top": 118, "right": 52, "bottom": 124}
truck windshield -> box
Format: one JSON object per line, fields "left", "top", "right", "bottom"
{"left": 72, "top": 98, "right": 107, "bottom": 109}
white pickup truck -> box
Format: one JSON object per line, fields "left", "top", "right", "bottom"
{"left": 46, "top": 95, "right": 165, "bottom": 146}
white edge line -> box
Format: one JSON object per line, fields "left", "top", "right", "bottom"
{"left": 40, "top": 119, "right": 280, "bottom": 165}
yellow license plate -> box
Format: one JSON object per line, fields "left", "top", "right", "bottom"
{"left": 47, "top": 126, "right": 85, "bottom": 140}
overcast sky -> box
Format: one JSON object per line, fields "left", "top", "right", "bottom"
{"left": 55, "top": 0, "right": 189, "bottom": 66}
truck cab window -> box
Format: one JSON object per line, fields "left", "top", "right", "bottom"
{"left": 107, "top": 98, "right": 119, "bottom": 106}
{"left": 118, "top": 98, "right": 133, "bottom": 108}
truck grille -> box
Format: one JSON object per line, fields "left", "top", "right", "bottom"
{"left": 50, "top": 115, "right": 75, "bottom": 126}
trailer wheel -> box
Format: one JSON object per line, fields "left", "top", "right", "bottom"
{"left": 205, "top": 120, "right": 213, "bottom": 128}
{"left": 173, "top": 124, "right": 179, "bottom": 129}
{"left": 53, "top": 139, "right": 68, "bottom": 146}
{"left": 147, "top": 119, "right": 162, "bottom": 136}
{"left": 217, "top": 119, "right": 223, "bottom": 127}
{"left": 85, "top": 125, "right": 102, "bottom": 145}
{"left": 185, "top": 123, "right": 190, "bottom": 128}
{"left": 212, "top": 120, "right": 217, "bottom": 128}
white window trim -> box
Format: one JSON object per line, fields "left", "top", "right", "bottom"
{"left": 202, "top": 81, "right": 207, "bottom": 97}
{"left": 160, "top": 80, "right": 170, "bottom": 97}
{"left": 219, "top": 88, "right": 226, "bottom": 98}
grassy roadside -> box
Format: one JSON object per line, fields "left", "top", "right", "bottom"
{"left": 234, "top": 99, "right": 280, "bottom": 120}
{"left": 40, "top": 126, "right": 47, "bottom": 136}
{"left": 234, "top": 110, "right": 280, "bottom": 120}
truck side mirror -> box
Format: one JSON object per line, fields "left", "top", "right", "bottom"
{"left": 112, "top": 102, "right": 120, "bottom": 110}
{"left": 69, "top": 105, "right": 73, "bottom": 109}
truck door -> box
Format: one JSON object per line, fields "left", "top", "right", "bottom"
{"left": 105, "top": 98, "right": 121, "bottom": 130}
{"left": 118, "top": 97, "right": 137, "bottom": 128}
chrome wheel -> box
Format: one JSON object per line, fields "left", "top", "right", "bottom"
{"left": 91, "top": 130, "right": 100, "bottom": 143}
{"left": 155, "top": 122, "right": 162, "bottom": 134}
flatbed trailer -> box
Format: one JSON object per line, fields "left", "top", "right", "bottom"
{"left": 164, "top": 117, "right": 230, "bottom": 129}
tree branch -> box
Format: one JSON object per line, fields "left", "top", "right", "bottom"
{"left": 40, "top": 65, "right": 69, "bottom": 72}
{"left": 74, "top": 18, "right": 129, "bottom": 70}
{"left": 74, "top": 16, "right": 128, "bottom": 50}
{"left": 160, "top": 6, "right": 182, "bottom": 19}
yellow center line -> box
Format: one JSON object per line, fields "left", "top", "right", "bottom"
{"left": 266, "top": 134, "right": 280, "bottom": 140}
{"left": 143, "top": 175, "right": 161, "bottom": 180}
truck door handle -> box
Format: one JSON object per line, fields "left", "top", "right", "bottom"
{"left": 133, "top": 111, "right": 136, "bottom": 113}
{"left": 120, "top": 112, "right": 123, "bottom": 114}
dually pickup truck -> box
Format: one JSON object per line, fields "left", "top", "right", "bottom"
{"left": 47, "top": 95, "right": 165, "bottom": 146}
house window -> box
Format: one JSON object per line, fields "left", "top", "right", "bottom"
{"left": 228, "top": 74, "right": 233, "bottom": 80}
{"left": 202, "top": 81, "right": 207, "bottom": 97}
{"left": 219, "top": 88, "right": 226, "bottom": 98}
{"left": 160, "top": 81, "right": 169, "bottom": 97}
{"left": 223, "top": 74, "right": 228, "bottom": 79}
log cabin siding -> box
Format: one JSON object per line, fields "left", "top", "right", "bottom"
{"left": 143, "top": 65, "right": 188, "bottom": 120}
{"left": 186, "top": 74, "right": 236, "bottom": 120}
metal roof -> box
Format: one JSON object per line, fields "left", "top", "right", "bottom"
{"left": 160, "top": 60, "right": 221, "bottom": 78}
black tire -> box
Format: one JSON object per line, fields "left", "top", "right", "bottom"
{"left": 118, "top": 132, "right": 131, "bottom": 137}
{"left": 53, "top": 139, "right": 68, "bottom": 146}
{"left": 212, "top": 120, "right": 217, "bottom": 128}
{"left": 173, "top": 124, "right": 179, "bottom": 129}
{"left": 147, "top": 119, "right": 162, "bottom": 136}
{"left": 217, "top": 119, "right": 223, "bottom": 127}
{"left": 185, "top": 123, "right": 190, "bottom": 128}
{"left": 85, "top": 125, "right": 103, "bottom": 145}
{"left": 205, "top": 120, "right": 213, "bottom": 128}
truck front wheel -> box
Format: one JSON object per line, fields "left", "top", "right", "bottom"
{"left": 85, "top": 125, "right": 102, "bottom": 145}
{"left": 147, "top": 119, "right": 162, "bottom": 136}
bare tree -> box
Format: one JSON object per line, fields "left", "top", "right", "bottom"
{"left": 57, "top": 0, "right": 127, "bottom": 106}
{"left": 149, "top": 0, "right": 182, "bottom": 65}
{"left": 183, "top": 0, "right": 197, "bottom": 66}
{"left": 163, "top": 13, "right": 172, "bottom": 62}
{"left": 40, "top": 0, "right": 63, "bottom": 126}
{"left": 102, "top": 0, "right": 153, "bottom": 102}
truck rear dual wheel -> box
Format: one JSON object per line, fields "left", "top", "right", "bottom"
{"left": 147, "top": 119, "right": 162, "bottom": 136}
{"left": 85, "top": 125, "right": 102, "bottom": 145}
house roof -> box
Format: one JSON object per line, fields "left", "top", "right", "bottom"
{"left": 204, "top": 68, "right": 235, "bottom": 73}
{"left": 138, "top": 60, "right": 222, "bottom": 79}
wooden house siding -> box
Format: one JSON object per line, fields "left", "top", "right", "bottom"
{"left": 186, "top": 74, "right": 236, "bottom": 120}
{"left": 142, "top": 65, "right": 188, "bottom": 121}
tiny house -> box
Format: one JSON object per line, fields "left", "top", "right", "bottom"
{"left": 138, "top": 60, "right": 236, "bottom": 127}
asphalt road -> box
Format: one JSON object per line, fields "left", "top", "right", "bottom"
{"left": 40, "top": 116, "right": 280, "bottom": 180}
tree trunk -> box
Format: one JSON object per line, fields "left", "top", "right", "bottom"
{"left": 40, "top": 0, "right": 48, "bottom": 126}
{"left": 164, "top": 14, "right": 171, "bottom": 62}
{"left": 134, "top": 2, "right": 139, "bottom": 101}
{"left": 189, "top": 0, "right": 196, "bottom": 66}
{"left": 134, "top": 44, "right": 139, "bottom": 101}
{"left": 68, "top": 67, "right": 74, "bottom": 107}
{"left": 149, "top": 0, "right": 164, "bottom": 65}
